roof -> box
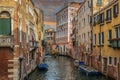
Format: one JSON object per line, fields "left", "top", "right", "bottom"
{"left": 56, "top": 2, "right": 83, "bottom": 15}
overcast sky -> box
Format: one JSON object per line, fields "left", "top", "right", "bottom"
{"left": 33, "top": 0, "right": 84, "bottom": 30}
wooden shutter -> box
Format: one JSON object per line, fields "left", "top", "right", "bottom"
{"left": 102, "top": 32, "right": 104, "bottom": 43}
{"left": 0, "top": 18, "right": 11, "bottom": 35}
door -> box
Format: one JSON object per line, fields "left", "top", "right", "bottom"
{"left": 103, "top": 58, "right": 107, "bottom": 75}
{"left": 118, "top": 58, "right": 120, "bottom": 80}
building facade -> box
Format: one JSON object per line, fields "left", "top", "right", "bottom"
{"left": 93, "top": 0, "right": 120, "bottom": 79}
{"left": 71, "top": 15, "right": 78, "bottom": 59}
{"left": 56, "top": 2, "right": 81, "bottom": 56}
{"left": 77, "top": 0, "right": 92, "bottom": 65}
{"left": 0, "top": 0, "right": 43, "bottom": 80}
{"left": 35, "top": 8, "right": 44, "bottom": 63}
{"left": 44, "top": 28, "right": 56, "bottom": 54}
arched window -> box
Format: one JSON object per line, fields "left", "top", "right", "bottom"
{"left": 0, "top": 11, "right": 11, "bottom": 35}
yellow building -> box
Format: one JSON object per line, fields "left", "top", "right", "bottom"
{"left": 93, "top": 0, "right": 120, "bottom": 79}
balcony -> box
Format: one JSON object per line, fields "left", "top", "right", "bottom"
{"left": 29, "top": 40, "right": 38, "bottom": 51}
{"left": 118, "top": 39, "right": 120, "bottom": 48}
{"left": 111, "top": 38, "right": 120, "bottom": 48}
{"left": 0, "top": 35, "right": 14, "bottom": 48}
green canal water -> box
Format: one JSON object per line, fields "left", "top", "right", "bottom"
{"left": 28, "top": 55, "right": 114, "bottom": 80}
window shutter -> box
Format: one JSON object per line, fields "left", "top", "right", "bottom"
{"left": 102, "top": 32, "right": 104, "bottom": 44}
{"left": 99, "top": 33, "right": 100, "bottom": 44}
{"left": 116, "top": 3, "right": 119, "bottom": 14}
{"left": 0, "top": 18, "right": 11, "bottom": 35}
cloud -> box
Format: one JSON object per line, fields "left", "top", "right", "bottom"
{"left": 32, "top": 0, "right": 84, "bottom": 28}
{"left": 32, "top": 0, "right": 64, "bottom": 22}
{"left": 44, "top": 21, "right": 56, "bottom": 26}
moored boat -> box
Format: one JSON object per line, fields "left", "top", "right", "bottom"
{"left": 38, "top": 63, "right": 48, "bottom": 70}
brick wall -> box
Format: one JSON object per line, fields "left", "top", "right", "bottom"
{"left": 0, "top": 48, "right": 13, "bottom": 80}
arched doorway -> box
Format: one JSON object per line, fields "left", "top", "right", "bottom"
{"left": 0, "top": 11, "right": 11, "bottom": 35}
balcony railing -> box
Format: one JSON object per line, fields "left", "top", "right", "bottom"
{"left": 0, "top": 35, "right": 14, "bottom": 48}
{"left": 111, "top": 38, "right": 120, "bottom": 48}
{"left": 29, "top": 40, "right": 38, "bottom": 50}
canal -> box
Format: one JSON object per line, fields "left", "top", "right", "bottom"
{"left": 28, "top": 55, "right": 114, "bottom": 80}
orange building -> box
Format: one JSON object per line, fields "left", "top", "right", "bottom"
{"left": 0, "top": 0, "right": 43, "bottom": 79}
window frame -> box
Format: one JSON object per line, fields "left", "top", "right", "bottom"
{"left": 113, "top": 3, "right": 119, "bottom": 18}
{"left": 106, "top": 9, "right": 112, "bottom": 21}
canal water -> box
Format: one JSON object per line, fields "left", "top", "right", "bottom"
{"left": 28, "top": 55, "right": 114, "bottom": 80}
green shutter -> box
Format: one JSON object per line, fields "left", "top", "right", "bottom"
{"left": 0, "top": 18, "right": 11, "bottom": 35}
{"left": 102, "top": 32, "right": 104, "bottom": 43}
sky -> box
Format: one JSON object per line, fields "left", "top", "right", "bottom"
{"left": 33, "top": 0, "right": 84, "bottom": 30}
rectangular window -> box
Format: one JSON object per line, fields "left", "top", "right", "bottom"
{"left": 100, "top": 13, "right": 104, "bottom": 23}
{"left": 84, "top": 19, "right": 85, "bottom": 27}
{"left": 97, "top": 15, "right": 100, "bottom": 24}
{"left": 113, "top": 3, "right": 119, "bottom": 17}
{"left": 115, "top": 27, "right": 119, "bottom": 38}
{"left": 19, "top": 19, "right": 22, "bottom": 42}
{"left": 93, "top": 16, "right": 96, "bottom": 26}
{"left": 94, "top": 34, "right": 96, "bottom": 45}
{"left": 101, "top": 32, "right": 104, "bottom": 44}
{"left": 97, "top": 0, "right": 102, "bottom": 5}
{"left": 114, "top": 57, "right": 117, "bottom": 66}
{"left": 106, "top": 9, "right": 112, "bottom": 21}
{"left": 0, "top": 18, "right": 11, "bottom": 35}
{"left": 118, "top": 26, "right": 120, "bottom": 38}
{"left": 108, "top": 30, "right": 112, "bottom": 45}
{"left": 98, "top": 33, "right": 101, "bottom": 44}
{"left": 108, "top": 30, "right": 112, "bottom": 40}
{"left": 26, "top": 26, "right": 29, "bottom": 43}
{"left": 27, "top": 53, "right": 29, "bottom": 64}
{"left": 88, "top": 15, "right": 89, "bottom": 23}
{"left": 109, "top": 57, "right": 112, "bottom": 64}
{"left": 90, "top": 16, "right": 92, "bottom": 24}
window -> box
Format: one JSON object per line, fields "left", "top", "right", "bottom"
{"left": 19, "top": 18, "right": 22, "bottom": 42}
{"left": 83, "top": 18, "right": 85, "bottom": 27}
{"left": 93, "top": 16, "right": 97, "bottom": 26}
{"left": 114, "top": 57, "right": 117, "bottom": 66}
{"left": 100, "top": 13, "right": 104, "bottom": 23}
{"left": 32, "top": 52, "right": 34, "bottom": 59}
{"left": 109, "top": 57, "right": 112, "bottom": 64}
{"left": 113, "top": 3, "right": 119, "bottom": 17}
{"left": 101, "top": 32, "right": 104, "bottom": 44}
{"left": 88, "top": 15, "right": 89, "bottom": 23}
{"left": 90, "top": 16, "right": 92, "bottom": 24}
{"left": 88, "top": 0, "right": 93, "bottom": 7}
{"left": 97, "top": 0, "right": 102, "bottom": 5}
{"left": 26, "top": 26, "right": 29, "bottom": 43}
{"left": 97, "top": 15, "right": 100, "bottom": 24}
{"left": 84, "top": 33, "right": 85, "bottom": 43}
{"left": 27, "top": 53, "right": 29, "bottom": 64}
{"left": 115, "top": 27, "right": 119, "bottom": 38}
{"left": 98, "top": 33, "right": 101, "bottom": 44}
{"left": 106, "top": 9, "right": 112, "bottom": 21}
{"left": 94, "top": 34, "right": 96, "bottom": 45}
{"left": 0, "top": 11, "right": 11, "bottom": 35}
{"left": 119, "top": 27, "right": 120, "bottom": 38}
{"left": 108, "top": 30, "right": 112, "bottom": 44}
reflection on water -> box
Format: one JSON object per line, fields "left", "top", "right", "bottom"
{"left": 28, "top": 56, "right": 114, "bottom": 80}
